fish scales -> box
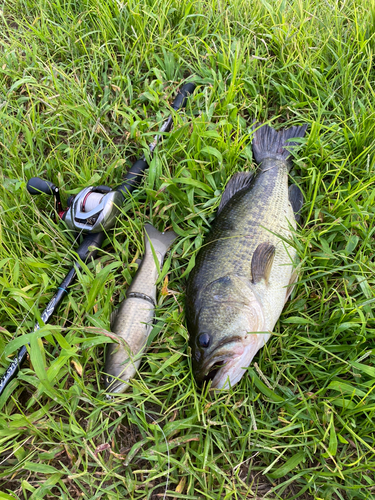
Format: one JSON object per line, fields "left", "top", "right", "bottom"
{"left": 191, "top": 160, "right": 295, "bottom": 324}
{"left": 196, "top": 161, "right": 292, "bottom": 277}
{"left": 186, "top": 123, "right": 307, "bottom": 389}
{"left": 104, "top": 224, "right": 176, "bottom": 394}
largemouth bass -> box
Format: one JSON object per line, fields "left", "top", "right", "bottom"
{"left": 186, "top": 123, "right": 307, "bottom": 389}
{"left": 104, "top": 224, "right": 177, "bottom": 394}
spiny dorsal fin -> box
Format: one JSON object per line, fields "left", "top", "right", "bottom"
{"left": 251, "top": 243, "right": 276, "bottom": 284}
{"left": 288, "top": 184, "right": 304, "bottom": 224}
{"left": 217, "top": 172, "right": 254, "bottom": 216}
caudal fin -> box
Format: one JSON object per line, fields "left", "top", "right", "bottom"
{"left": 144, "top": 224, "right": 177, "bottom": 260}
{"left": 252, "top": 123, "right": 307, "bottom": 165}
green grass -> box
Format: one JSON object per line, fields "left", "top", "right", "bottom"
{"left": 1, "top": 0, "right": 375, "bottom": 498}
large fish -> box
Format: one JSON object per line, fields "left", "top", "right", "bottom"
{"left": 104, "top": 224, "right": 177, "bottom": 394}
{"left": 186, "top": 123, "right": 307, "bottom": 389}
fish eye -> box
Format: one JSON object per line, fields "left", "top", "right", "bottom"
{"left": 198, "top": 333, "right": 211, "bottom": 348}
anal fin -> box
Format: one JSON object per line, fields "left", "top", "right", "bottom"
{"left": 289, "top": 184, "right": 304, "bottom": 224}
{"left": 251, "top": 243, "right": 275, "bottom": 285}
{"left": 217, "top": 172, "right": 254, "bottom": 216}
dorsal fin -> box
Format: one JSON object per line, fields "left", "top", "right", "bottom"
{"left": 217, "top": 172, "right": 254, "bottom": 216}
{"left": 251, "top": 243, "right": 276, "bottom": 284}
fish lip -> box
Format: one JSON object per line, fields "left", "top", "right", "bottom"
{"left": 200, "top": 355, "right": 228, "bottom": 379}
{"left": 201, "top": 349, "right": 247, "bottom": 389}
{"left": 198, "top": 353, "right": 241, "bottom": 389}
{"left": 104, "top": 374, "right": 127, "bottom": 395}
{"left": 199, "top": 336, "right": 242, "bottom": 371}
{"left": 197, "top": 343, "right": 242, "bottom": 384}
{"left": 211, "top": 335, "right": 243, "bottom": 353}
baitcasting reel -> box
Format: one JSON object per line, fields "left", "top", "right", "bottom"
{"left": 26, "top": 81, "right": 196, "bottom": 233}
{"left": 26, "top": 177, "right": 123, "bottom": 233}
{"left": 64, "top": 185, "right": 123, "bottom": 232}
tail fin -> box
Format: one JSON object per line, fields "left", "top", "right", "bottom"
{"left": 252, "top": 123, "right": 307, "bottom": 165}
{"left": 144, "top": 224, "right": 177, "bottom": 260}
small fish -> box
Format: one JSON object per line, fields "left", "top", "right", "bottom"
{"left": 104, "top": 224, "right": 177, "bottom": 394}
{"left": 186, "top": 123, "right": 307, "bottom": 389}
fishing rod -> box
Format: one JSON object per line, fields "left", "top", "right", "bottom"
{"left": 0, "top": 81, "right": 196, "bottom": 397}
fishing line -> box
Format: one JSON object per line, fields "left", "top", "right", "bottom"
{"left": 118, "top": 403, "right": 170, "bottom": 499}
{"left": 101, "top": 399, "right": 170, "bottom": 496}
{"left": 0, "top": 81, "right": 196, "bottom": 396}
{"left": 0, "top": 437, "right": 31, "bottom": 467}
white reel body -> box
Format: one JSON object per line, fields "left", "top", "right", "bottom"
{"left": 64, "top": 186, "right": 123, "bottom": 233}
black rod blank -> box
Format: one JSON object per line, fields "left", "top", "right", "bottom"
{"left": 116, "top": 82, "right": 196, "bottom": 198}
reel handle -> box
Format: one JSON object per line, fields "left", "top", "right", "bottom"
{"left": 171, "top": 82, "right": 196, "bottom": 111}
{"left": 27, "top": 176, "right": 64, "bottom": 217}
{"left": 27, "top": 177, "right": 56, "bottom": 196}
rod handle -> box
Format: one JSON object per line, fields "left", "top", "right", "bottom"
{"left": 171, "top": 82, "right": 196, "bottom": 110}
{"left": 115, "top": 158, "right": 148, "bottom": 199}
{"left": 27, "top": 177, "right": 56, "bottom": 196}
{"left": 76, "top": 231, "right": 106, "bottom": 262}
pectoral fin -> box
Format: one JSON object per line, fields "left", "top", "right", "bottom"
{"left": 288, "top": 184, "right": 304, "bottom": 223}
{"left": 251, "top": 243, "right": 276, "bottom": 285}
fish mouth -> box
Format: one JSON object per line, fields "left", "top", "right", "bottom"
{"left": 200, "top": 354, "right": 240, "bottom": 389}
{"left": 199, "top": 336, "right": 263, "bottom": 389}
{"left": 200, "top": 337, "right": 242, "bottom": 371}
{"left": 198, "top": 340, "right": 244, "bottom": 389}
{"left": 104, "top": 374, "right": 129, "bottom": 396}
{"left": 203, "top": 361, "right": 227, "bottom": 384}
{"left": 200, "top": 333, "right": 270, "bottom": 389}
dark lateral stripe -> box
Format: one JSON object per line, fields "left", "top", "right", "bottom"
{"left": 127, "top": 292, "right": 155, "bottom": 307}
